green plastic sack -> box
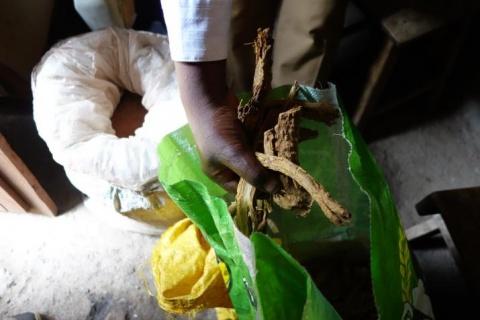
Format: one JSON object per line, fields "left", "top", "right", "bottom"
{"left": 157, "top": 84, "right": 434, "bottom": 319}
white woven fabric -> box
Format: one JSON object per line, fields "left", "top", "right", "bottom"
{"left": 32, "top": 28, "right": 187, "bottom": 195}
{"left": 161, "top": 0, "right": 232, "bottom": 61}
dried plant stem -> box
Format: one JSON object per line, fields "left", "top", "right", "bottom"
{"left": 256, "top": 152, "right": 352, "bottom": 225}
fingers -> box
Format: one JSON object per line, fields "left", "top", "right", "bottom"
{"left": 220, "top": 145, "right": 281, "bottom": 194}
{"left": 202, "top": 162, "right": 239, "bottom": 193}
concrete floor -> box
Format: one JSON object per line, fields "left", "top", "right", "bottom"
{"left": 369, "top": 99, "right": 480, "bottom": 228}
{"left": 0, "top": 204, "right": 168, "bottom": 319}
{"left": 0, "top": 202, "right": 218, "bottom": 320}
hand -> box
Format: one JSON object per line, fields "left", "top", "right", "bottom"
{"left": 191, "top": 91, "right": 280, "bottom": 193}
{"left": 174, "top": 61, "right": 279, "bottom": 193}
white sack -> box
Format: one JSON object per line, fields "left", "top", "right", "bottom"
{"left": 32, "top": 28, "right": 187, "bottom": 193}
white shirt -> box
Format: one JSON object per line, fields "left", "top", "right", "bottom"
{"left": 160, "top": 0, "right": 232, "bottom": 62}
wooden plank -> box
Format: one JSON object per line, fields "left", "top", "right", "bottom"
{"left": 416, "top": 187, "right": 480, "bottom": 300}
{"left": 433, "top": 188, "right": 480, "bottom": 300}
{"left": 0, "top": 133, "right": 57, "bottom": 216}
{"left": 353, "top": 38, "right": 397, "bottom": 126}
{"left": 382, "top": 8, "right": 444, "bottom": 46}
{"left": 405, "top": 215, "right": 441, "bottom": 241}
{"left": 0, "top": 174, "right": 30, "bottom": 212}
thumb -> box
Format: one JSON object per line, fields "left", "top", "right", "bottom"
{"left": 221, "top": 145, "right": 280, "bottom": 194}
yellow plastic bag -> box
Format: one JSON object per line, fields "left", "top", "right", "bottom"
{"left": 151, "top": 218, "right": 233, "bottom": 314}
{"left": 215, "top": 307, "right": 237, "bottom": 320}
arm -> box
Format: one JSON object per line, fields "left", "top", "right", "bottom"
{"left": 175, "top": 60, "right": 279, "bottom": 193}
{"left": 161, "top": 0, "right": 279, "bottom": 193}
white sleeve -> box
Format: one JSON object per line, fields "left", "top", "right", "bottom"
{"left": 161, "top": 0, "right": 232, "bottom": 62}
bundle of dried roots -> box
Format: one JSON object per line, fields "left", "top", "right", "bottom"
{"left": 233, "top": 28, "right": 351, "bottom": 235}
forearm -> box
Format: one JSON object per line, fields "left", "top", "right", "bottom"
{"left": 175, "top": 60, "right": 228, "bottom": 117}
{"left": 174, "top": 60, "right": 236, "bottom": 143}
{"left": 162, "top": 1, "right": 278, "bottom": 193}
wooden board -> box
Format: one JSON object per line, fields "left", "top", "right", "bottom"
{"left": 382, "top": 8, "right": 444, "bottom": 45}
{"left": 416, "top": 187, "right": 480, "bottom": 299}
{"left": 0, "top": 133, "right": 57, "bottom": 215}
{"left": 0, "top": 174, "right": 29, "bottom": 212}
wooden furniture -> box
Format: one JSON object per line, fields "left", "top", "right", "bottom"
{"left": 409, "top": 187, "right": 480, "bottom": 298}
{"left": 405, "top": 187, "right": 480, "bottom": 319}
{"left": 351, "top": 0, "right": 469, "bottom": 127}
{"left": 0, "top": 133, "right": 57, "bottom": 215}
{"left": 0, "top": 61, "right": 58, "bottom": 215}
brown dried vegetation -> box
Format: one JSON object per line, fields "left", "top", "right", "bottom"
{"left": 233, "top": 28, "right": 351, "bottom": 235}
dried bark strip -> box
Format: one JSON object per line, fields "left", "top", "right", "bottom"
{"left": 234, "top": 179, "right": 255, "bottom": 235}
{"left": 234, "top": 28, "right": 274, "bottom": 234}
{"left": 233, "top": 28, "right": 350, "bottom": 234}
{"left": 269, "top": 106, "right": 313, "bottom": 215}
{"left": 235, "top": 172, "right": 272, "bottom": 233}
{"left": 238, "top": 28, "right": 273, "bottom": 128}
{"left": 265, "top": 100, "right": 340, "bottom": 126}
{"left": 256, "top": 152, "right": 352, "bottom": 225}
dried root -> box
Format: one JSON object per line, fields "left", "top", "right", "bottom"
{"left": 234, "top": 178, "right": 272, "bottom": 234}
{"left": 266, "top": 106, "right": 313, "bottom": 216}
{"left": 256, "top": 153, "right": 351, "bottom": 225}
{"left": 233, "top": 28, "right": 351, "bottom": 234}
{"left": 238, "top": 28, "right": 272, "bottom": 126}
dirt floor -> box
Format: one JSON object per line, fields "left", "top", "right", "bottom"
{"left": 0, "top": 96, "right": 478, "bottom": 319}
{"left": 0, "top": 204, "right": 168, "bottom": 319}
